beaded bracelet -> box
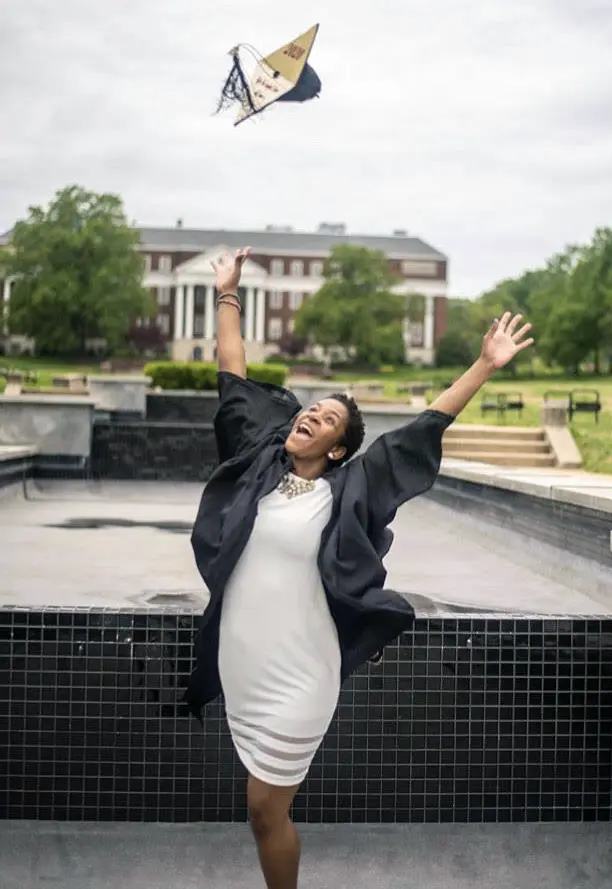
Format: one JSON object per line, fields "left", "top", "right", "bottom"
{"left": 217, "top": 291, "right": 241, "bottom": 304}
{"left": 217, "top": 298, "right": 241, "bottom": 313}
{"left": 216, "top": 292, "right": 242, "bottom": 312}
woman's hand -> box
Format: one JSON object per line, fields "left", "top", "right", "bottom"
{"left": 429, "top": 311, "right": 534, "bottom": 417}
{"left": 480, "top": 312, "right": 534, "bottom": 371}
{"left": 210, "top": 247, "right": 251, "bottom": 294}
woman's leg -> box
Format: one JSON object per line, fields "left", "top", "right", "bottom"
{"left": 247, "top": 773, "right": 302, "bottom": 889}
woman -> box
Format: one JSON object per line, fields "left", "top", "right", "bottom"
{"left": 185, "top": 248, "right": 533, "bottom": 889}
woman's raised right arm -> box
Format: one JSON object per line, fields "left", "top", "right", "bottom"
{"left": 211, "top": 248, "right": 251, "bottom": 379}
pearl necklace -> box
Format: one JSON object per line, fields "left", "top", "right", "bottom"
{"left": 277, "top": 473, "right": 316, "bottom": 499}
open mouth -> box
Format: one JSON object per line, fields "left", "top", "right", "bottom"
{"left": 294, "top": 421, "right": 314, "bottom": 440}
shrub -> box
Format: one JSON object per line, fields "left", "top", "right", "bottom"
{"left": 144, "top": 361, "right": 288, "bottom": 390}
{"left": 435, "top": 332, "right": 475, "bottom": 369}
{"left": 190, "top": 364, "right": 218, "bottom": 390}
{"left": 144, "top": 361, "right": 195, "bottom": 389}
{"left": 246, "top": 363, "right": 288, "bottom": 386}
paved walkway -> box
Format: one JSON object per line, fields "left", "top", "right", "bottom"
{"left": 1, "top": 822, "right": 609, "bottom": 889}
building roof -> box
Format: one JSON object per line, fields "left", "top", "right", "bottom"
{"left": 136, "top": 226, "right": 447, "bottom": 260}
{"left": 0, "top": 225, "right": 447, "bottom": 260}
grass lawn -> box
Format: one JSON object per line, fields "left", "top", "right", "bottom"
{"left": 0, "top": 356, "right": 102, "bottom": 389}
{"left": 333, "top": 370, "right": 612, "bottom": 475}
{"left": 1, "top": 357, "right": 611, "bottom": 474}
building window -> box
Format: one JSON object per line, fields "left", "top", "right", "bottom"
{"left": 401, "top": 260, "right": 437, "bottom": 277}
{"left": 310, "top": 260, "right": 324, "bottom": 276}
{"left": 289, "top": 292, "right": 303, "bottom": 311}
{"left": 270, "top": 259, "right": 284, "bottom": 276}
{"left": 268, "top": 318, "right": 283, "bottom": 341}
{"left": 194, "top": 315, "right": 204, "bottom": 337}
{"left": 409, "top": 322, "right": 424, "bottom": 346}
{"left": 143, "top": 254, "right": 152, "bottom": 272}
{"left": 157, "top": 287, "right": 171, "bottom": 306}
{"left": 269, "top": 290, "right": 283, "bottom": 310}
{"left": 290, "top": 260, "right": 304, "bottom": 277}
{"left": 157, "top": 314, "right": 170, "bottom": 335}
{"left": 288, "top": 319, "right": 295, "bottom": 334}
{"left": 158, "top": 255, "right": 172, "bottom": 272}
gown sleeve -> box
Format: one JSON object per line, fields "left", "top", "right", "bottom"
{"left": 214, "top": 371, "right": 302, "bottom": 462}
{"left": 360, "top": 409, "right": 454, "bottom": 530}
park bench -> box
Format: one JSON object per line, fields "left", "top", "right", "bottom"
{"left": 569, "top": 389, "right": 601, "bottom": 422}
{"left": 544, "top": 389, "right": 602, "bottom": 422}
{"left": 480, "top": 391, "right": 524, "bottom": 418}
{"left": 52, "top": 374, "right": 88, "bottom": 392}
{"left": 396, "top": 382, "right": 433, "bottom": 396}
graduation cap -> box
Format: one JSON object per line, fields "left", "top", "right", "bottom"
{"left": 215, "top": 24, "right": 321, "bottom": 126}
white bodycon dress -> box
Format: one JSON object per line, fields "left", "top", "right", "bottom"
{"left": 218, "top": 475, "right": 341, "bottom": 787}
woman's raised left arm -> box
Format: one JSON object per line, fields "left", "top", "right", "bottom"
{"left": 429, "top": 312, "right": 533, "bottom": 417}
{"left": 360, "top": 312, "right": 534, "bottom": 528}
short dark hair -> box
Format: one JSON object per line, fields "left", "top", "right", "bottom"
{"left": 329, "top": 393, "right": 366, "bottom": 465}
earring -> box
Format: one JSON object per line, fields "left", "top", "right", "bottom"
{"left": 328, "top": 453, "right": 335, "bottom": 459}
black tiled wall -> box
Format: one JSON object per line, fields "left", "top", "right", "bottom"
{"left": 430, "top": 476, "right": 612, "bottom": 569}
{"left": 146, "top": 393, "right": 219, "bottom": 425}
{"left": 91, "top": 422, "right": 218, "bottom": 481}
{"left": 1, "top": 610, "right": 610, "bottom": 824}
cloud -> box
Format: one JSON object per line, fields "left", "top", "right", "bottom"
{"left": 1, "top": 0, "right": 611, "bottom": 295}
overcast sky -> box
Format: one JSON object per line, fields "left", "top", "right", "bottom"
{"left": 2, "top": 0, "right": 612, "bottom": 296}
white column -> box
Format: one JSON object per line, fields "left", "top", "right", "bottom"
{"left": 204, "top": 285, "right": 215, "bottom": 340}
{"left": 424, "top": 295, "right": 435, "bottom": 351}
{"left": 2, "top": 278, "right": 10, "bottom": 334}
{"left": 245, "top": 287, "right": 255, "bottom": 342}
{"left": 174, "top": 284, "right": 185, "bottom": 340}
{"left": 255, "top": 289, "right": 266, "bottom": 343}
{"left": 185, "top": 284, "right": 195, "bottom": 340}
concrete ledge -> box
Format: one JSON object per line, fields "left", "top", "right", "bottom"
{"left": 440, "top": 458, "right": 612, "bottom": 514}
{"left": 544, "top": 424, "right": 583, "bottom": 469}
{"left": 88, "top": 375, "right": 151, "bottom": 415}
{"left": 433, "top": 460, "right": 612, "bottom": 572}
{"left": 0, "top": 394, "right": 95, "bottom": 406}
{"left": 148, "top": 389, "right": 218, "bottom": 399}
{"left": 0, "top": 395, "right": 95, "bottom": 457}
{"left": 0, "top": 444, "right": 38, "bottom": 462}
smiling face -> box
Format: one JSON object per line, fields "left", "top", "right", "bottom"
{"left": 284, "top": 398, "right": 350, "bottom": 465}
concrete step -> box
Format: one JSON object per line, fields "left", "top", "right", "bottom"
{"left": 446, "top": 424, "right": 546, "bottom": 442}
{"left": 446, "top": 451, "right": 557, "bottom": 467}
{"left": 443, "top": 438, "right": 552, "bottom": 455}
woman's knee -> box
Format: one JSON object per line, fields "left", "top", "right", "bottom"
{"left": 247, "top": 776, "right": 298, "bottom": 839}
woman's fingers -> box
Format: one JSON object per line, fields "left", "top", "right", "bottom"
{"left": 497, "top": 311, "right": 512, "bottom": 332}
{"left": 512, "top": 322, "right": 532, "bottom": 342}
{"left": 506, "top": 313, "right": 525, "bottom": 336}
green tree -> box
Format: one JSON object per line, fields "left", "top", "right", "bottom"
{"left": 567, "top": 228, "right": 612, "bottom": 372}
{"left": 526, "top": 246, "right": 583, "bottom": 372}
{"left": 435, "top": 330, "right": 475, "bottom": 368}
{"left": 0, "top": 185, "right": 152, "bottom": 356}
{"left": 294, "top": 244, "right": 406, "bottom": 365}
{"left": 525, "top": 239, "right": 612, "bottom": 374}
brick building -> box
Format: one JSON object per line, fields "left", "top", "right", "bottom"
{"left": 1, "top": 222, "right": 448, "bottom": 364}
{"left": 138, "top": 222, "right": 448, "bottom": 365}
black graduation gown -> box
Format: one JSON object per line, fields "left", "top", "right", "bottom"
{"left": 184, "top": 372, "right": 454, "bottom": 721}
